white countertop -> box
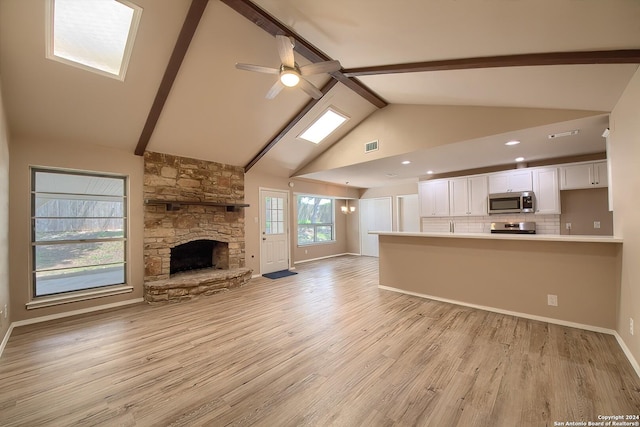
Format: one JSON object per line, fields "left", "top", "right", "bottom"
{"left": 369, "top": 231, "right": 623, "bottom": 243}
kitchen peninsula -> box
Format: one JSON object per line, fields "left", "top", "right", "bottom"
{"left": 372, "top": 231, "right": 622, "bottom": 331}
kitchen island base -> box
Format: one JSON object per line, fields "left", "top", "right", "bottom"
{"left": 377, "top": 233, "right": 622, "bottom": 330}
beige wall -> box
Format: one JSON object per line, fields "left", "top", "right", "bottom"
{"left": 295, "top": 105, "right": 606, "bottom": 176}
{"left": 378, "top": 235, "right": 621, "bottom": 329}
{"left": 0, "top": 78, "right": 10, "bottom": 341}
{"left": 9, "top": 139, "right": 144, "bottom": 322}
{"left": 610, "top": 67, "right": 640, "bottom": 367}
{"left": 560, "top": 188, "right": 613, "bottom": 236}
{"left": 244, "top": 170, "right": 359, "bottom": 274}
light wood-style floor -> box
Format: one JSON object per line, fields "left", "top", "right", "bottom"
{"left": 1, "top": 255, "right": 639, "bottom": 426}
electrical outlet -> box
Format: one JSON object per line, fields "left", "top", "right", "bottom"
{"left": 594, "top": 221, "right": 601, "bottom": 229}
{"left": 565, "top": 223, "right": 571, "bottom": 230}
{"left": 631, "top": 318, "right": 635, "bottom": 336}
{"left": 547, "top": 294, "right": 558, "bottom": 306}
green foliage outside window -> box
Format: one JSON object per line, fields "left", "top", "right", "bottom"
{"left": 297, "top": 196, "right": 334, "bottom": 245}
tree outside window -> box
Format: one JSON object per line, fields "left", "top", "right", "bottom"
{"left": 297, "top": 196, "right": 334, "bottom": 245}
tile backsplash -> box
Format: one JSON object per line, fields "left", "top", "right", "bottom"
{"left": 421, "top": 214, "right": 560, "bottom": 235}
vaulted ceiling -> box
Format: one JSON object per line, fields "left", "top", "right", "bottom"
{"left": 1, "top": 0, "right": 639, "bottom": 188}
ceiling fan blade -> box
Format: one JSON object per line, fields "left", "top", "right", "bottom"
{"left": 235, "top": 63, "right": 279, "bottom": 74}
{"left": 266, "top": 80, "right": 285, "bottom": 99}
{"left": 297, "top": 77, "right": 323, "bottom": 99}
{"left": 276, "top": 34, "right": 295, "bottom": 68}
{"left": 299, "top": 60, "right": 341, "bottom": 76}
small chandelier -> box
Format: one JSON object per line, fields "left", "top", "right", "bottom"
{"left": 341, "top": 199, "right": 356, "bottom": 214}
{"left": 340, "top": 181, "right": 356, "bottom": 214}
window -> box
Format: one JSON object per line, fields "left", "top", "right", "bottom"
{"left": 31, "top": 168, "right": 127, "bottom": 297}
{"left": 297, "top": 196, "right": 334, "bottom": 245}
{"left": 46, "top": 0, "right": 143, "bottom": 80}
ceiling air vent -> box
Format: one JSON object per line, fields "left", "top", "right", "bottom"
{"left": 364, "top": 140, "right": 379, "bottom": 153}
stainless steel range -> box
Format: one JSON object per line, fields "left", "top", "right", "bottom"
{"left": 490, "top": 222, "right": 536, "bottom": 234}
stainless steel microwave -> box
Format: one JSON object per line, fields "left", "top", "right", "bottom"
{"left": 488, "top": 191, "right": 535, "bottom": 214}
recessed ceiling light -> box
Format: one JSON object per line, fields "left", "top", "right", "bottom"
{"left": 505, "top": 140, "right": 521, "bottom": 146}
{"left": 401, "top": 160, "right": 411, "bottom": 165}
{"left": 298, "top": 107, "right": 349, "bottom": 144}
{"left": 548, "top": 130, "right": 579, "bottom": 139}
{"left": 515, "top": 157, "right": 525, "bottom": 162}
{"left": 426, "top": 170, "right": 434, "bottom": 175}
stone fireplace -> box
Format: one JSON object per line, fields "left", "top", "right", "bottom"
{"left": 143, "top": 152, "right": 252, "bottom": 303}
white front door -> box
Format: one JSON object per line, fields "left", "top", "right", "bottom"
{"left": 360, "top": 197, "right": 392, "bottom": 257}
{"left": 260, "top": 189, "right": 290, "bottom": 274}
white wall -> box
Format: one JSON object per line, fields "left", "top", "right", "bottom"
{"left": 0, "top": 77, "right": 10, "bottom": 342}
{"left": 610, "top": 67, "right": 640, "bottom": 370}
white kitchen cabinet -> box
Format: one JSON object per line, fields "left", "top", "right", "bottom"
{"left": 560, "top": 161, "right": 608, "bottom": 190}
{"left": 418, "top": 179, "right": 449, "bottom": 217}
{"left": 532, "top": 167, "right": 560, "bottom": 214}
{"left": 449, "top": 175, "right": 488, "bottom": 216}
{"left": 488, "top": 170, "right": 532, "bottom": 193}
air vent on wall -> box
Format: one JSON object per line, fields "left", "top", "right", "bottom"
{"left": 365, "top": 140, "right": 379, "bottom": 153}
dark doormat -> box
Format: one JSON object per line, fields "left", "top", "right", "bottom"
{"left": 262, "top": 270, "right": 298, "bottom": 280}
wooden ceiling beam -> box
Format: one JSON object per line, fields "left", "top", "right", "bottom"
{"left": 244, "top": 79, "right": 338, "bottom": 172}
{"left": 220, "top": 0, "right": 387, "bottom": 109}
{"left": 135, "top": 0, "right": 209, "bottom": 156}
{"left": 342, "top": 49, "right": 640, "bottom": 77}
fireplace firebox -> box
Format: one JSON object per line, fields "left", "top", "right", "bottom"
{"left": 170, "top": 240, "right": 229, "bottom": 275}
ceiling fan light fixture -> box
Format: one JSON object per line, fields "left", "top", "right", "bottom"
{"left": 280, "top": 70, "right": 300, "bottom": 87}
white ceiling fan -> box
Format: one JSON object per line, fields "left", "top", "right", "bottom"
{"left": 235, "top": 34, "right": 341, "bottom": 99}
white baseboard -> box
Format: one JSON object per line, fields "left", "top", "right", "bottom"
{"left": 0, "top": 323, "right": 15, "bottom": 359}
{"left": 294, "top": 252, "right": 360, "bottom": 265}
{"left": 613, "top": 331, "right": 640, "bottom": 379}
{"left": 379, "top": 285, "right": 616, "bottom": 335}
{"left": 0, "top": 298, "right": 143, "bottom": 358}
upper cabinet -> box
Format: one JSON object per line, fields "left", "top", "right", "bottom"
{"left": 449, "top": 175, "right": 488, "bottom": 216}
{"left": 488, "top": 170, "right": 533, "bottom": 193}
{"left": 532, "top": 167, "right": 561, "bottom": 214}
{"left": 560, "top": 161, "right": 608, "bottom": 190}
{"left": 419, "top": 179, "right": 450, "bottom": 217}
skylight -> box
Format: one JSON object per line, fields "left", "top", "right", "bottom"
{"left": 46, "top": 0, "right": 142, "bottom": 81}
{"left": 299, "top": 108, "right": 349, "bottom": 144}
